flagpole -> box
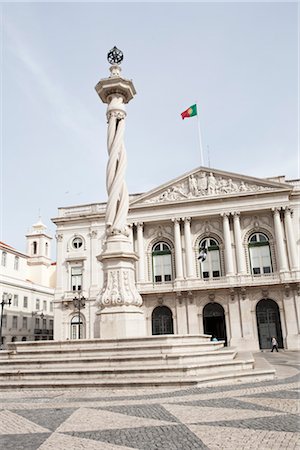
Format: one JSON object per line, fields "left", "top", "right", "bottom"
{"left": 195, "top": 102, "right": 204, "bottom": 166}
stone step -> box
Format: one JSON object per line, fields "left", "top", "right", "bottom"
{"left": 0, "top": 367, "right": 275, "bottom": 389}
{"left": 0, "top": 349, "right": 237, "bottom": 369}
{"left": 0, "top": 357, "right": 254, "bottom": 381}
{"left": 1, "top": 341, "right": 225, "bottom": 359}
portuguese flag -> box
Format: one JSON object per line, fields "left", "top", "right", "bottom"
{"left": 181, "top": 104, "right": 197, "bottom": 120}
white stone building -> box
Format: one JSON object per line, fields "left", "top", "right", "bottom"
{"left": 0, "top": 220, "right": 56, "bottom": 347}
{"left": 52, "top": 166, "right": 300, "bottom": 351}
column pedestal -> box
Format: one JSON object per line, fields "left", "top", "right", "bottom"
{"left": 97, "top": 234, "right": 146, "bottom": 339}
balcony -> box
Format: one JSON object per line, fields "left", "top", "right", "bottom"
{"left": 137, "top": 271, "right": 297, "bottom": 295}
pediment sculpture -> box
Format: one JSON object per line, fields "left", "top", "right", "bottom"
{"left": 144, "top": 171, "right": 273, "bottom": 204}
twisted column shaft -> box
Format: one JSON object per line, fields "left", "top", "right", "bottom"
{"left": 105, "top": 97, "right": 129, "bottom": 236}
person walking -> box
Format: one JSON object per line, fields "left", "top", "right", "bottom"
{"left": 271, "top": 336, "right": 279, "bottom": 352}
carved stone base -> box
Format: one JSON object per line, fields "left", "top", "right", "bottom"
{"left": 97, "top": 306, "right": 146, "bottom": 339}
{"left": 96, "top": 233, "right": 146, "bottom": 338}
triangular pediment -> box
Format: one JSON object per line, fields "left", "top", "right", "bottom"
{"left": 130, "top": 166, "right": 291, "bottom": 206}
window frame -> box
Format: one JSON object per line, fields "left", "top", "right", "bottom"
{"left": 199, "top": 237, "right": 221, "bottom": 279}
{"left": 152, "top": 242, "right": 173, "bottom": 283}
{"left": 248, "top": 232, "right": 273, "bottom": 276}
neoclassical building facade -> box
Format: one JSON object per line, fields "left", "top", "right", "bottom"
{"left": 0, "top": 220, "right": 55, "bottom": 347}
{"left": 52, "top": 167, "right": 300, "bottom": 351}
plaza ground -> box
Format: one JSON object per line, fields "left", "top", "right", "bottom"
{"left": 0, "top": 351, "right": 299, "bottom": 449}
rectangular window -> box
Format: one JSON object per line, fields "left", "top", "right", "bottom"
{"left": 49, "top": 302, "right": 53, "bottom": 312}
{"left": 42, "top": 318, "right": 47, "bottom": 330}
{"left": 22, "top": 317, "right": 27, "bottom": 329}
{"left": 36, "top": 299, "right": 40, "bottom": 310}
{"left": 23, "top": 296, "right": 28, "bottom": 308}
{"left": 13, "top": 295, "right": 18, "bottom": 307}
{"left": 49, "top": 319, "right": 53, "bottom": 329}
{"left": 35, "top": 318, "right": 40, "bottom": 328}
{"left": 43, "top": 300, "right": 47, "bottom": 311}
{"left": 12, "top": 316, "right": 18, "bottom": 329}
{"left": 2, "top": 315, "right": 7, "bottom": 328}
{"left": 71, "top": 266, "right": 82, "bottom": 291}
{"left": 14, "top": 256, "right": 19, "bottom": 270}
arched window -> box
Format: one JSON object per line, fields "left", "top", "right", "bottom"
{"left": 72, "top": 237, "right": 83, "bottom": 249}
{"left": 45, "top": 242, "right": 48, "bottom": 256}
{"left": 1, "top": 251, "right": 7, "bottom": 266}
{"left": 248, "top": 232, "right": 272, "bottom": 275}
{"left": 152, "top": 242, "right": 172, "bottom": 283}
{"left": 71, "top": 315, "right": 84, "bottom": 340}
{"left": 199, "top": 238, "right": 221, "bottom": 279}
{"left": 33, "top": 241, "right": 37, "bottom": 255}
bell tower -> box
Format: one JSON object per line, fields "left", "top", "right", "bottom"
{"left": 26, "top": 217, "right": 52, "bottom": 284}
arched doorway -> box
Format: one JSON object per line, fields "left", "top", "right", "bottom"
{"left": 152, "top": 306, "right": 174, "bottom": 335}
{"left": 203, "top": 303, "right": 227, "bottom": 345}
{"left": 256, "top": 299, "right": 283, "bottom": 349}
{"left": 70, "top": 315, "right": 84, "bottom": 339}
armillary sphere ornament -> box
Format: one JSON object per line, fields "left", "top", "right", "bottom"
{"left": 107, "top": 46, "right": 124, "bottom": 65}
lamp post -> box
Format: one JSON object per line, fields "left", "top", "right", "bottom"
{"left": 73, "top": 291, "right": 85, "bottom": 339}
{"left": 0, "top": 293, "right": 12, "bottom": 349}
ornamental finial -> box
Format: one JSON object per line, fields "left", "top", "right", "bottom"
{"left": 107, "top": 46, "right": 124, "bottom": 65}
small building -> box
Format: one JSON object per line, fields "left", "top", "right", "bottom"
{"left": 0, "top": 219, "right": 56, "bottom": 347}
{"left": 52, "top": 167, "right": 300, "bottom": 351}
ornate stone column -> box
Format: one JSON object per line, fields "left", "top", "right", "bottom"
{"left": 172, "top": 218, "right": 183, "bottom": 279}
{"left": 233, "top": 212, "right": 246, "bottom": 274}
{"left": 284, "top": 208, "right": 298, "bottom": 270}
{"left": 95, "top": 47, "right": 145, "bottom": 338}
{"left": 222, "top": 213, "right": 234, "bottom": 275}
{"left": 272, "top": 208, "right": 288, "bottom": 272}
{"left": 183, "top": 217, "right": 194, "bottom": 278}
{"left": 136, "top": 222, "right": 145, "bottom": 282}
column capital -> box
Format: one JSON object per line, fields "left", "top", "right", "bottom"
{"left": 221, "top": 212, "right": 230, "bottom": 219}
{"left": 183, "top": 217, "right": 191, "bottom": 223}
{"left": 233, "top": 211, "right": 241, "bottom": 218}
{"left": 56, "top": 233, "right": 63, "bottom": 242}
{"left": 171, "top": 217, "right": 181, "bottom": 224}
{"left": 134, "top": 222, "right": 143, "bottom": 228}
{"left": 284, "top": 207, "right": 293, "bottom": 216}
{"left": 272, "top": 207, "right": 281, "bottom": 215}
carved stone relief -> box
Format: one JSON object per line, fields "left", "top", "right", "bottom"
{"left": 144, "top": 171, "right": 274, "bottom": 204}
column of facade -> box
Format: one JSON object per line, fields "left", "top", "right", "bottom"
{"left": 136, "top": 222, "right": 145, "bottom": 282}
{"left": 238, "top": 289, "right": 257, "bottom": 350}
{"left": 89, "top": 229, "right": 99, "bottom": 288}
{"left": 55, "top": 233, "right": 64, "bottom": 290}
{"left": 172, "top": 218, "right": 183, "bottom": 279}
{"left": 272, "top": 208, "right": 288, "bottom": 272}
{"left": 233, "top": 212, "right": 246, "bottom": 274}
{"left": 283, "top": 287, "right": 299, "bottom": 350}
{"left": 228, "top": 289, "right": 242, "bottom": 346}
{"left": 284, "top": 208, "right": 298, "bottom": 270}
{"left": 222, "top": 213, "right": 234, "bottom": 275}
{"left": 183, "top": 217, "right": 195, "bottom": 278}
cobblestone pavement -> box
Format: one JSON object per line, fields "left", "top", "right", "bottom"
{"left": 0, "top": 351, "right": 299, "bottom": 449}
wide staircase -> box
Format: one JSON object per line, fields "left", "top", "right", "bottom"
{"left": 0, "top": 334, "right": 275, "bottom": 389}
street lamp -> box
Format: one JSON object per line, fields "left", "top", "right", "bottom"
{"left": 73, "top": 291, "right": 85, "bottom": 339}
{"left": 0, "top": 293, "right": 12, "bottom": 349}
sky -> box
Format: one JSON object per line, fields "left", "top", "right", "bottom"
{"left": 1, "top": 1, "right": 299, "bottom": 255}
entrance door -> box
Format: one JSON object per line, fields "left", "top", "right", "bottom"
{"left": 203, "top": 303, "right": 227, "bottom": 345}
{"left": 256, "top": 299, "right": 283, "bottom": 349}
{"left": 152, "top": 306, "right": 174, "bottom": 335}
